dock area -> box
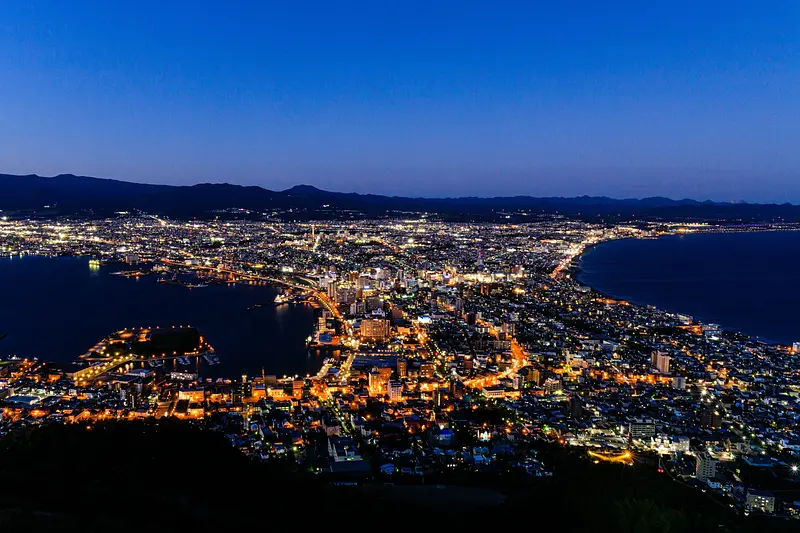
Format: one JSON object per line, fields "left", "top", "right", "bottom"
{"left": 75, "top": 326, "right": 216, "bottom": 383}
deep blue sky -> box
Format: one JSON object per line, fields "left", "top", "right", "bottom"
{"left": 1, "top": 1, "right": 798, "bottom": 201}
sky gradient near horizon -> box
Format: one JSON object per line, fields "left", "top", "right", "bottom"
{"left": 1, "top": 1, "right": 799, "bottom": 202}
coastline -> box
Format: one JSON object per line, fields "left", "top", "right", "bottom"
{"left": 569, "top": 230, "right": 800, "bottom": 346}
{"left": 569, "top": 236, "right": 630, "bottom": 282}
{"left": 571, "top": 226, "right": 800, "bottom": 282}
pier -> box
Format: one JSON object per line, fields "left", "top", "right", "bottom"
{"left": 75, "top": 326, "right": 216, "bottom": 383}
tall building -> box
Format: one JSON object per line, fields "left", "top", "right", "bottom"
{"left": 449, "top": 378, "right": 464, "bottom": 399}
{"left": 432, "top": 388, "right": 443, "bottom": 407}
{"left": 397, "top": 358, "right": 408, "bottom": 378}
{"left": 327, "top": 280, "right": 338, "bottom": 302}
{"left": 387, "top": 379, "right": 403, "bottom": 402}
{"left": 240, "top": 374, "right": 252, "bottom": 400}
{"left": 360, "top": 318, "right": 389, "bottom": 341}
{"left": 651, "top": 351, "right": 671, "bottom": 374}
{"left": 543, "top": 377, "right": 562, "bottom": 395}
{"left": 336, "top": 287, "right": 357, "bottom": 305}
{"left": 695, "top": 452, "right": 719, "bottom": 482}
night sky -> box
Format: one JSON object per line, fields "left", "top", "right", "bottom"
{"left": 1, "top": 1, "right": 798, "bottom": 201}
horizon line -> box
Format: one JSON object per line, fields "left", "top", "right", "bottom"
{"left": 4, "top": 171, "right": 796, "bottom": 207}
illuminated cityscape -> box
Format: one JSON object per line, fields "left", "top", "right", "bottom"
{"left": 2, "top": 0, "right": 799, "bottom": 529}
{"left": 1, "top": 214, "right": 799, "bottom": 523}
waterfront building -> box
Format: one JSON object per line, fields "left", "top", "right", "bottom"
{"left": 327, "top": 280, "right": 338, "bottom": 301}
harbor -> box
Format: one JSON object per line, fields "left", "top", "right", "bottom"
{"left": 74, "top": 325, "right": 217, "bottom": 383}
{"left": 0, "top": 256, "right": 321, "bottom": 378}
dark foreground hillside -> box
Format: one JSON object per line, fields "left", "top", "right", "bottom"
{"left": 0, "top": 420, "right": 793, "bottom": 533}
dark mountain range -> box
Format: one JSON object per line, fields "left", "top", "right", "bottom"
{"left": 1, "top": 173, "right": 798, "bottom": 222}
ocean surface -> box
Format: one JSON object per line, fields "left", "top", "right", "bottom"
{"left": 577, "top": 231, "right": 800, "bottom": 344}
{"left": 0, "top": 256, "right": 321, "bottom": 377}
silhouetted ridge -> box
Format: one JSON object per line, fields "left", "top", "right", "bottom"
{"left": 283, "top": 184, "right": 327, "bottom": 195}
{"left": 0, "top": 172, "right": 797, "bottom": 221}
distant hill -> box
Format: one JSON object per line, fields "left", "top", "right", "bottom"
{"left": 1, "top": 172, "right": 798, "bottom": 221}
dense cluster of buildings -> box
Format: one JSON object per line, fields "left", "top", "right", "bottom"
{"left": 1, "top": 215, "right": 799, "bottom": 519}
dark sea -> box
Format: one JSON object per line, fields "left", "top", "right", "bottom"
{"left": 0, "top": 256, "right": 322, "bottom": 378}
{"left": 577, "top": 231, "right": 800, "bottom": 344}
